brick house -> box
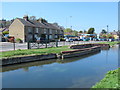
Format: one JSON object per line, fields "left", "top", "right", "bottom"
{"left": 9, "top": 15, "right": 64, "bottom": 42}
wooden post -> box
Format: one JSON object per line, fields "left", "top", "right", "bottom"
{"left": 56, "top": 39, "right": 58, "bottom": 47}
{"left": 13, "top": 37, "right": 15, "bottom": 50}
{"left": 27, "top": 42, "right": 30, "bottom": 49}
{"left": 13, "top": 41, "right": 15, "bottom": 50}
{"left": 45, "top": 40, "right": 47, "bottom": 48}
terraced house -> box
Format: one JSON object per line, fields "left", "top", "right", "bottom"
{"left": 9, "top": 15, "right": 64, "bottom": 42}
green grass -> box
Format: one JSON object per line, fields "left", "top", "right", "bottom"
{"left": 92, "top": 68, "right": 120, "bottom": 88}
{"left": 1, "top": 41, "right": 120, "bottom": 58}
{"left": 98, "top": 41, "right": 120, "bottom": 46}
{"left": 1, "top": 46, "right": 72, "bottom": 58}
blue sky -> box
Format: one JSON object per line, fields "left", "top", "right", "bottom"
{"left": 2, "top": 2, "right": 118, "bottom": 33}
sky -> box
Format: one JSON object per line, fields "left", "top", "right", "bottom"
{"left": 1, "top": 2, "right": 118, "bottom": 34}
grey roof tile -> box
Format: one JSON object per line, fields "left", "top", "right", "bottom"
{"left": 17, "top": 18, "right": 63, "bottom": 30}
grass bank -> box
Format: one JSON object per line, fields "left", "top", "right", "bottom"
{"left": 1, "top": 41, "right": 120, "bottom": 58}
{"left": 1, "top": 46, "right": 72, "bottom": 58}
{"left": 98, "top": 41, "right": 120, "bottom": 46}
{"left": 92, "top": 68, "right": 120, "bottom": 88}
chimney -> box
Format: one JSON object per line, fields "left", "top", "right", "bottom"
{"left": 37, "top": 18, "right": 47, "bottom": 23}
{"left": 23, "top": 15, "right": 29, "bottom": 21}
{"left": 37, "top": 18, "right": 43, "bottom": 23}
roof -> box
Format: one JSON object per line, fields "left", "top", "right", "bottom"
{"left": 0, "top": 28, "right": 9, "bottom": 32}
{"left": 16, "top": 18, "right": 63, "bottom": 30}
{"left": 110, "top": 31, "right": 119, "bottom": 35}
{"left": 17, "top": 18, "right": 36, "bottom": 27}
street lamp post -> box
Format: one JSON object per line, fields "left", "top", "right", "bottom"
{"left": 107, "top": 25, "right": 109, "bottom": 41}
{"left": 70, "top": 16, "right": 72, "bottom": 30}
{"left": 107, "top": 25, "right": 109, "bottom": 33}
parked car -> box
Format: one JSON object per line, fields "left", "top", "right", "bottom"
{"left": 83, "top": 38, "right": 90, "bottom": 41}
{"left": 66, "top": 38, "right": 73, "bottom": 42}
{"left": 99, "top": 38, "right": 107, "bottom": 41}
{"left": 109, "top": 38, "right": 114, "bottom": 42}
{"left": 94, "top": 38, "right": 99, "bottom": 41}
{"left": 78, "top": 39, "right": 83, "bottom": 41}
{"left": 73, "top": 39, "right": 79, "bottom": 41}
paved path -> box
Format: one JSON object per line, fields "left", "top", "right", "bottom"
{"left": 0, "top": 41, "right": 105, "bottom": 52}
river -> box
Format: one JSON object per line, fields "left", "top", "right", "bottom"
{"left": 2, "top": 45, "right": 119, "bottom": 88}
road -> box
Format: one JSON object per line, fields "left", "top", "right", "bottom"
{"left": 0, "top": 41, "right": 105, "bottom": 52}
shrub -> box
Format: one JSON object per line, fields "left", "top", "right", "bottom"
{"left": 16, "top": 38, "right": 23, "bottom": 43}
{"left": 59, "top": 38, "right": 65, "bottom": 41}
{"left": 2, "top": 31, "right": 9, "bottom": 35}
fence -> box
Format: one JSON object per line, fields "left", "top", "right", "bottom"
{"left": 1, "top": 41, "right": 106, "bottom": 52}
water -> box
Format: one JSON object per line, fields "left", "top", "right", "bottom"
{"left": 2, "top": 45, "right": 119, "bottom": 88}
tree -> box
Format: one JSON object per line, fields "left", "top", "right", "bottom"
{"left": 2, "top": 31, "right": 9, "bottom": 35}
{"left": 100, "top": 34, "right": 107, "bottom": 38}
{"left": 101, "top": 29, "right": 107, "bottom": 34}
{"left": 107, "top": 34, "right": 114, "bottom": 39}
{"left": 87, "top": 28, "right": 95, "bottom": 34}
{"left": 64, "top": 28, "right": 73, "bottom": 33}
{"left": 83, "top": 30, "right": 87, "bottom": 34}
{"left": 79, "top": 31, "right": 83, "bottom": 33}
{"left": 73, "top": 30, "right": 78, "bottom": 36}
{"left": 29, "top": 16, "right": 36, "bottom": 20}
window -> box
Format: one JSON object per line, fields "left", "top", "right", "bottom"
{"left": 55, "top": 30, "right": 58, "bottom": 34}
{"left": 60, "top": 30, "right": 63, "bottom": 34}
{"left": 49, "top": 35, "right": 52, "bottom": 39}
{"left": 55, "top": 35, "right": 58, "bottom": 39}
{"left": 28, "top": 27, "right": 32, "bottom": 33}
{"left": 36, "top": 28, "right": 39, "bottom": 33}
{"left": 46, "top": 35, "right": 48, "bottom": 39}
{"left": 28, "top": 34, "right": 33, "bottom": 41}
{"left": 49, "top": 29, "right": 52, "bottom": 34}
{"left": 34, "top": 34, "right": 38, "bottom": 39}
{"left": 44, "top": 29, "right": 47, "bottom": 34}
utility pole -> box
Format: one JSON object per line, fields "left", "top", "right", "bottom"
{"left": 70, "top": 16, "right": 72, "bottom": 30}
{"left": 66, "top": 17, "right": 67, "bottom": 29}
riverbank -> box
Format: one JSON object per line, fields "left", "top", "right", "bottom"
{"left": 1, "top": 45, "right": 101, "bottom": 66}
{"left": 92, "top": 68, "right": 120, "bottom": 88}
{"left": 1, "top": 46, "right": 72, "bottom": 58}
{"left": 1, "top": 42, "right": 116, "bottom": 59}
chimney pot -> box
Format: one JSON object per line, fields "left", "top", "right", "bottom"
{"left": 23, "top": 15, "right": 29, "bottom": 21}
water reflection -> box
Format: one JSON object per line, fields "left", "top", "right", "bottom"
{"left": 1, "top": 59, "right": 56, "bottom": 72}
{"left": 57, "top": 52, "right": 100, "bottom": 64}
{"left": 2, "top": 45, "right": 118, "bottom": 88}
{"left": 2, "top": 52, "right": 100, "bottom": 72}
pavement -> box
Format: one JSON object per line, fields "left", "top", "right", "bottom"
{"left": 0, "top": 41, "right": 105, "bottom": 52}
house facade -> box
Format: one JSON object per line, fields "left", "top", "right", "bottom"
{"left": 9, "top": 15, "right": 64, "bottom": 42}
{"left": 110, "top": 31, "right": 119, "bottom": 40}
